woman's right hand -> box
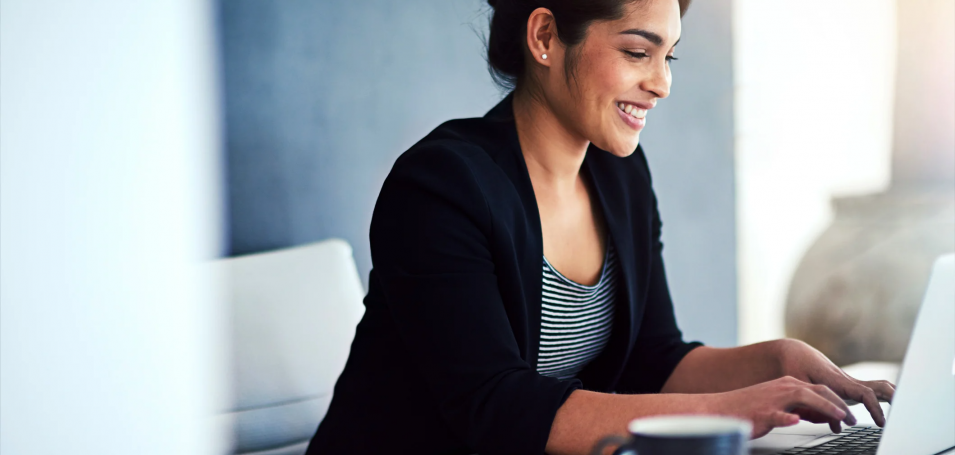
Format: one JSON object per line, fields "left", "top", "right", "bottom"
{"left": 710, "top": 376, "right": 857, "bottom": 438}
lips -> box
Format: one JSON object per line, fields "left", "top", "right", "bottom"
{"left": 616, "top": 102, "right": 648, "bottom": 131}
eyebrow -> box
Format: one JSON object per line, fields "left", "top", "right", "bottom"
{"left": 619, "top": 29, "right": 680, "bottom": 48}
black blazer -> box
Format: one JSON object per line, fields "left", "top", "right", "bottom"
{"left": 307, "top": 94, "right": 701, "bottom": 455}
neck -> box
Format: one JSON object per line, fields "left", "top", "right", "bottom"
{"left": 512, "top": 88, "right": 590, "bottom": 192}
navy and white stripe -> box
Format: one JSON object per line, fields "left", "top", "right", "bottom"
{"left": 536, "top": 243, "right": 617, "bottom": 380}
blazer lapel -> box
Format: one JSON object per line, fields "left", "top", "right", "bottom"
{"left": 484, "top": 94, "right": 545, "bottom": 368}
{"left": 578, "top": 145, "right": 642, "bottom": 390}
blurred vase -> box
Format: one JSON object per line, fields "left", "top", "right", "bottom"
{"left": 784, "top": 0, "right": 955, "bottom": 366}
{"left": 785, "top": 188, "right": 954, "bottom": 366}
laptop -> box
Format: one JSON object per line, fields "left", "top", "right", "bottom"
{"left": 750, "top": 253, "right": 955, "bottom": 455}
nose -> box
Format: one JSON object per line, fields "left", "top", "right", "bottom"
{"left": 640, "top": 58, "right": 671, "bottom": 99}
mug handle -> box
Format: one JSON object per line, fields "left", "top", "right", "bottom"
{"left": 590, "top": 435, "right": 636, "bottom": 455}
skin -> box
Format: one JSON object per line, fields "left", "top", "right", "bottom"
{"left": 507, "top": 1, "right": 897, "bottom": 454}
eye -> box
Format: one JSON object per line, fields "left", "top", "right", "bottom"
{"left": 666, "top": 55, "right": 678, "bottom": 63}
{"left": 624, "top": 50, "right": 649, "bottom": 59}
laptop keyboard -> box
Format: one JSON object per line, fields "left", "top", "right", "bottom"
{"left": 775, "top": 426, "right": 882, "bottom": 454}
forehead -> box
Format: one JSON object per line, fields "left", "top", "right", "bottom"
{"left": 595, "top": 0, "right": 682, "bottom": 46}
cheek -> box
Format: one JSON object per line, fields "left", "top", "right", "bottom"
{"left": 589, "top": 60, "right": 641, "bottom": 143}
{"left": 573, "top": 55, "right": 635, "bottom": 136}
{"left": 600, "top": 60, "right": 636, "bottom": 95}
{"left": 582, "top": 55, "right": 634, "bottom": 103}
{"left": 564, "top": 48, "right": 643, "bottom": 156}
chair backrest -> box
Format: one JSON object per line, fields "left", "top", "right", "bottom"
{"left": 218, "top": 239, "right": 365, "bottom": 455}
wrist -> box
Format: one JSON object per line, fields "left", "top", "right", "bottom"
{"left": 699, "top": 390, "right": 734, "bottom": 417}
{"left": 773, "top": 338, "right": 808, "bottom": 378}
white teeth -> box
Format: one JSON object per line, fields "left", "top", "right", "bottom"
{"left": 618, "top": 102, "right": 647, "bottom": 120}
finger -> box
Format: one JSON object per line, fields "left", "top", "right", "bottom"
{"left": 790, "top": 388, "right": 848, "bottom": 424}
{"left": 771, "top": 411, "right": 800, "bottom": 428}
{"left": 863, "top": 380, "right": 896, "bottom": 403}
{"left": 848, "top": 384, "right": 886, "bottom": 427}
{"left": 793, "top": 407, "right": 838, "bottom": 424}
{"left": 810, "top": 384, "right": 856, "bottom": 426}
{"left": 829, "top": 420, "right": 843, "bottom": 434}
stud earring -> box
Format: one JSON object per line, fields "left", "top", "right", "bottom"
{"left": 542, "top": 53, "right": 547, "bottom": 60}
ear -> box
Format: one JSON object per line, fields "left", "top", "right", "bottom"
{"left": 525, "top": 7, "right": 560, "bottom": 68}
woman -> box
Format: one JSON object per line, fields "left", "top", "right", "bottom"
{"left": 308, "top": 0, "right": 895, "bottom": 453}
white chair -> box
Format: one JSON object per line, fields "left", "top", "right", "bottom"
{"left": 218, "top": 239, "right": 365, "bottom": 455}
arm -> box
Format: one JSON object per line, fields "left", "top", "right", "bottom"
{"left": 661, "top": 341, "right": 787, "bottom": 394}
{"left": 546, "top": 375, "right": 861, "bottom": 454}
{"left": 662, "top": 339, "right": 897, "bottom": 429}
{"left": 543, "top": 257, "right": 852, "bottom": 449}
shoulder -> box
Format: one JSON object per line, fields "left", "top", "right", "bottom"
{"left": 373, "top": 116, "right": 513, "bottom": 235}
{"left": 383, "top": 116, "right": 515, "bottom": 202}
{"left": 391, "top": 117, "right": 507, "bottom": 178}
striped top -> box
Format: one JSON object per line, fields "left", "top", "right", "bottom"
{"left": 536, "top": 243, "right": 617, "bottom": 380}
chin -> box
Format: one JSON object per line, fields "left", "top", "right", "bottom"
{"left": 595, "top": 134, "right": 641, "bottom": 158}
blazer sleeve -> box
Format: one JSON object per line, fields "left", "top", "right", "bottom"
{"left": 369, "top": 142, "right": 580, "bottom": 455}
{"left": 614, "top": 155, "right": 703, "bottom": 395}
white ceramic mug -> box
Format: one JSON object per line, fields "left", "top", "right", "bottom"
{"left": 591, "top": 415, "right": 752, "bottom": 455}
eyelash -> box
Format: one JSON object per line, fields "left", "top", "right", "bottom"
{"left": 624, "top": 51, "right": 678, "bottom": 62}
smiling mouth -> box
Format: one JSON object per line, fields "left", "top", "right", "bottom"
{"left": 617, "top": 102, "right": 647, "bottom": 119}
{"left": 616, "top": 102, "right": 647, "bottom": 131}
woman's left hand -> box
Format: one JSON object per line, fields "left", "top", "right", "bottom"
{"left": 777, "top": 339, "right": 896, "bottom": 432}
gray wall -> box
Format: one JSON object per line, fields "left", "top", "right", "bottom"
{"left": 640, "top": 0, "right": 738, "bottom": 347}
{"left": 219, "top": 0, "right": 737, "bottom": 347}
{"left": 219, "top": 0, "right": 502, "bottom": 263}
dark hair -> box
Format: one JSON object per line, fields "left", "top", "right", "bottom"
{"left": 486, "top": 0, "right": 691, "bottom": 90}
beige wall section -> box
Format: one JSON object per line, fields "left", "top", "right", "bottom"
{"left": 734, "top": 0, "right": 897, "bottom": 344}
{"left": 891, "top": 0, "right": 955, "bottom": 184}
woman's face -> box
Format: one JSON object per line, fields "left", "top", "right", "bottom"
{"left": 539, "top": 0, "right": 682, "bottom": 157}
